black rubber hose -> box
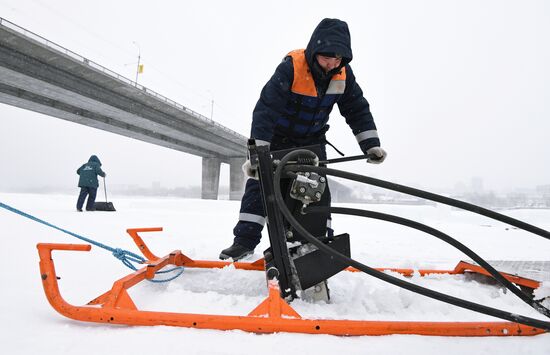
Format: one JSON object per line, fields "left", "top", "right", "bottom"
{"left": 305, "top": 205, "right": 550, "bottom": 318}
{"left": 274, "top": 149, "right": 550, "bottom": 331}
{"left": 285, "top": 165, "right": 550, "bottom": 241}
{"left": 292, "top": 162, "right": 550, "bottom": 316}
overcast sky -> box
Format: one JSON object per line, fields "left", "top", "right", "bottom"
{"left": 0, "top": 0, "right": 549, "bottom": 194}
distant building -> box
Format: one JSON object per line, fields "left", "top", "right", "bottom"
{"left": 470, "top": 177, "right": 484, "bottom": 193}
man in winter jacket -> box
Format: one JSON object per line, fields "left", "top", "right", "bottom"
{"left": 76, "top": 155, "right": 106, "bottom": 211}
{"left": 220, "top": 18, "right": 387, "bottom": 260}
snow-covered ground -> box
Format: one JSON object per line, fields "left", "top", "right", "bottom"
{"left": 1, "top": 192, "right": 549, "bottom": 354}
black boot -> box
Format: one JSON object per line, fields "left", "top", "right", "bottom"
{"left": 219, "top": 243, "right": 254, "bottom": 261}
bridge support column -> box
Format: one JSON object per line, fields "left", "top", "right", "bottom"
{"left": 229, "top": 157, "right": 246, "bottom": 201}
{"left": 201, "top": 157, "right": 221, "bottom": 200}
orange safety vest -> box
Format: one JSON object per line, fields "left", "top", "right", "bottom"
{"left": 287, "top": 49, "right": 346, "bottom": 97}
{"left": 273, "top": 49, "right": 347, "bottom": 137}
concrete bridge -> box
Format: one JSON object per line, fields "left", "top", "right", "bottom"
{"left": 0, "top": 17, "right": 248, "bottom": 200}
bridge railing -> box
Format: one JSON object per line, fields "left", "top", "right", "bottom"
{"left": 0, "top": 17, "right": 246, "bottom": 141}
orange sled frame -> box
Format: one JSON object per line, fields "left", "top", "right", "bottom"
{"left": 37, "top": 227, "right": 546, "bottom": 337}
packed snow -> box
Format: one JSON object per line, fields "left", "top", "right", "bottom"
{"left": 1, "top": 192, "right": 549, "bottom": 354}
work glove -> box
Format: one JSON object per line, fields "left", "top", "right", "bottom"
{"left": 365, "top": 146, "right": 387, "bottom": 164}
{"left": 242, "top": 159, "right": 259, "bottom": 180}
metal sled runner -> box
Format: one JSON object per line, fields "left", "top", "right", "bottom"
{"left": 37, "top": 231, "right": 546, "bottom": 336}
{"left": 36, "top": 143, "right": 550, "bottom": 336}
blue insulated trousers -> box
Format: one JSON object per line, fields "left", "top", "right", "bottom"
{"left": 77, "top": 187, "right": 98, "bottom": 210}
{"left": 233, "top": 179, "right": 265, "bottom": 249}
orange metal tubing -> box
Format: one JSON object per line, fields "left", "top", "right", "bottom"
{"left": 346, "top": 266, "right": 459, "bottom": 275}
{"left": 452, "top": 261, "right": 541, "bottom": 290}
{"left": 126, "top": 227, "right": 265, "bottom": 270}
{"left": 126, "top": 227, "right": 164, "bottom": 261}
{"left": 36, "top": 243, "right": 546, "bottom": 336}
{"left": 348, "top": 263, "right": 541, "bottom": 292}
{"left": 178, "top": 255, "right": 265, "bottom": 271}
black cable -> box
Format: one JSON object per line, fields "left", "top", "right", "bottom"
{"left": 273, "top": 149, "right": 550, "bottom": 331}
{"left": 305, "top": 205, "right": 550, "bottom": 318}
{"left": 320, "top": 153, "right": 368, "bottom": 164}
{"left": 292, "top": 162, "right": 550, "bottom": 315}
{"left": 286, "top": 165, "right": 550, "bottom": 241}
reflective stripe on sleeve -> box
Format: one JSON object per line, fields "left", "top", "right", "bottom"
{"left": 255, "top": 140, "right": 271, "bottom": 147}
{"left": 355, "top": 130, "right": 379, "bottom": 143}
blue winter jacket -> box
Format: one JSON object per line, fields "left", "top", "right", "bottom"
{"left": 77, "top": 155, "right": 106, "bottom": 188}
{"left": 251, "top": 18, "right": 380, "bottom": 152}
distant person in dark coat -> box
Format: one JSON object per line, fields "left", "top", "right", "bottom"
{"left": 219, "top": 18, "right": 387, "bottom": 261}
{"left": 76, "top": 155, "right": 106, "bottom": 211}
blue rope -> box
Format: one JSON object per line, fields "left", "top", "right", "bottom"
{"left": 0, "top": 201, "right": 183, "bottom": 282}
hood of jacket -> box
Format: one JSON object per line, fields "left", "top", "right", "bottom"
{"left": 88, "top": 155, "right": 102, "bottom": 166}
{"left": 304, "top": 18, "right": 353, "bottom": 71}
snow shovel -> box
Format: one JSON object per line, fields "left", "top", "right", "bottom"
{"left": 94, "top": 176, "right": 116, "bottom": 211}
